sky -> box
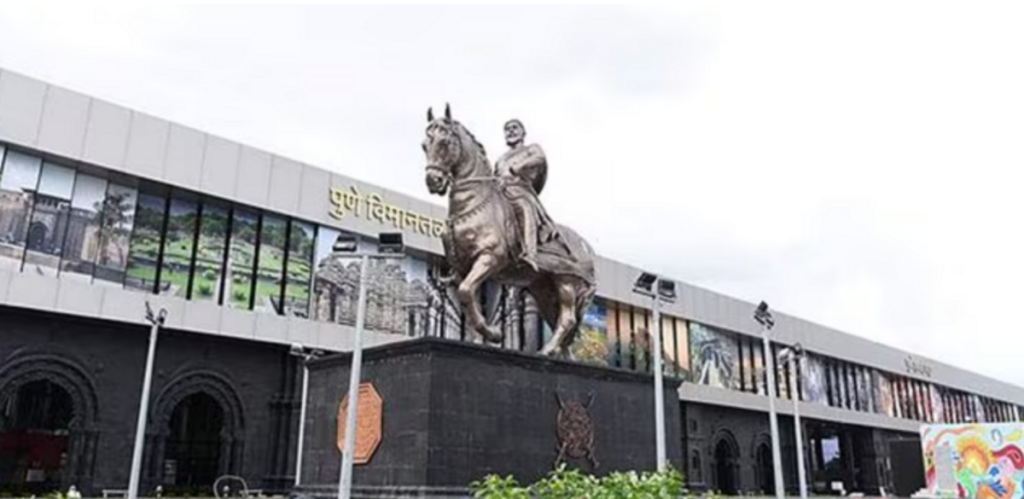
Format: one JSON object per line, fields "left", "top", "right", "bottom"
{"left": 1, "top": 1, "right": 1023, "bottom": 385}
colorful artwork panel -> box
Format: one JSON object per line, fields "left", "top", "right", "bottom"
{"left": 921, "top": 423, "right": 1024, "bottom": 499}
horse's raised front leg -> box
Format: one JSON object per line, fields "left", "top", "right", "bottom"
{"left": 456, "top": 253, "right": 504, "bottom": 344}
{"left": 539, "top": 278, "right": 579, "bottom": 357}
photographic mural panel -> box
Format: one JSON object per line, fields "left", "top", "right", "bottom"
{"left": 59, "top": 174, "right": 108, "bottom": 283}
{"left": 190, "top": 202, "right": 229, "bottom": 303}
{"left": 284, "top": 220, "right": 315, "bottom": 318}
{"left": 92, "top": 184, "right": 138, "bottom": 286}
{"left": 856, "top": 367, "right": 870, "bottom": 412}
{"left": 0, "top": 151, "right": 42, "bottom": 271}
{"left": 158, "top": 197, "right": 198, "bottom": 298}
{"left": 931, "top": 386, "right": 945, "bottom": 423}
{"left": 752, "top": 339, "right": 765, "bottom": 395}
{"left": 23, "top": 163, "right": 76, "bottom": 276}
{"left": 311, "top": 226, "right": 435, "bottom": 337}
{"left": 632, "top": 308, "right": 651, "bottom": 373}
{"left": 660, "top": 315, "right": 675, "bottom": 376}
{"left": 125, "top": 192, "right": 167, "bottom": 293}
{"left": 570, "top": 299, "right": 609, "bottom": 367}
{"left": 673, "top": 319, "right": 690, "bottom": 380}
{"left": 879, "top": 372, "right": 895, "bottom": 417}
{"left": 690, "top": 322, "right": 740, "bottom": 390}
{"left": 616, "top": 306, "right": 632, "bottom": 369}
{"left": 227, "top": 208, "right": 259, "bottom": 309}
{"left": 803, "top": 354, "right": 829, "bottom": 405}
{"left": 254, "top": 214, "right": 287, "bottom": 313}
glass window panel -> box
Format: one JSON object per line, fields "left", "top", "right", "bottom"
{"left": 803, "top": 355, "right": 828, "bottom": 405}
{"left": 125, "top": 193, "right": 167, "bottom": 293}
{"left": 660, "top": 314, "right": 674, "bottom": 376}
{"left": 59, "top": 174, "right": 108, "bottom": 283}
{"left": 0, "top": 151, "right": 42, "bottom": 271}
{"left": 879, "top": 373, "right": 894, "bottom": 417}
{"left": 573, "top": 299, "right": 609, "bottom": 367}
{"left": 23, "top": 163, "right": 76, "bottom": 276}
{"left": 158, "top": 198, "right": 198, "bottom": 297}
{"left": 92, "top": 184, "right": 138, "bottom": 286}
{"left": 617, "top": 306, "right": 632, "bottom": 370}
{"left": 674, "top": 318, "right": 690, "bottom": 380}
{"left": 737, "top": 337, "right": 748, "bottom": 391}
{"left": 226, "top": 208, "right": 259, "bottom": 309}
{"left": 284, "top": 220, "right": 315, "bottom": 318}
{"left": 254, "top": 214, "right": 286, "bottom": 313}
{"left": 632, "top": 308, "right": 649, "bottom": 373}
{"left": 189, "top": 203, "right": 229, "bottom": 303}
{"left": 776, "top": 346, "right": 790, "bottom": 400}
{"left": 605, "top": 302, "right": 621, "bottom": 368}
{"left": 751, "top": 340, "right": 764, "bottom": 395}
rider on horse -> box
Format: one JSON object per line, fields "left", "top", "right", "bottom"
{"left": 494, "top": 118, "right": 564, "bottom": 272}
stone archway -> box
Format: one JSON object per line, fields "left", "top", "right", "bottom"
{"left": 144, "top": 370, "right": 245, "bottom": 494}
{"left": 752, "top": 434, "right": 775, "bottom": 495}
{"left": 0, "top": 351, "right": 100, "bottom": 493}
{"left": 710, "top": 429, "right": 740, "bottom": 495}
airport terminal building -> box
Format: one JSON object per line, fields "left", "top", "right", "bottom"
{"left": 0, "top": 68, "right": 1021, "bottom": 497}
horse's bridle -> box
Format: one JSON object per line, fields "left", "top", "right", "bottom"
{"left": 427, "top": 164, "right": 499, "bottom": 189}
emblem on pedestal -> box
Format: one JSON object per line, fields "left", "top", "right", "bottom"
{"left": 555, "top": 392, "right": 598, "bottom": 469}
{"left": 337, "top": 382, "right": 383, "bottom": 465}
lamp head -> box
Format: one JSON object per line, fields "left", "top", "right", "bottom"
{"left": 378, "top": 232, "right": 405, "bottom": 255}
{"left": 754, "top": 301, "right": 774, "bottom": 329}
{"left": 634, "top": 272, "right": 657, "bottom": 294}
{"left": 332, "top": 233, "right": 358, "bottom": 253}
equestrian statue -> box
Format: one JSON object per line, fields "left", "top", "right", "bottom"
{"left": 422, "top": 104, "right": 597, "bottom": 358}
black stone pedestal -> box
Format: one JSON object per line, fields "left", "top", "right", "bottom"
{"left": 299, "top": 337, "right": 683, "bottom": 498}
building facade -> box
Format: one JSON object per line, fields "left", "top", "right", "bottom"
{"left": 0, "top": 68, "right": 1021, "bottom": 497}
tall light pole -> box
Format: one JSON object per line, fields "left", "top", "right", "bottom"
{"left": 634, "top": 272, "right": 675, "bottom": 472}
{"left": 290, "top": 343, "right": 323, "bottom": 488}
{"left": 781, "top": 343, "right": 809, "bottom": 499}
{"left": 337, "top": 232, "right": 404, "bottom": 499}
{"left": 755, "top": 301, "right": 785, "bottom": 499}
{"left": 128, "top": 302, "right": 166, "bottom": 499}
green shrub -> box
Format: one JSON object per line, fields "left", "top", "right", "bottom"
{"left": 198, "top": 282, "right": 213, "bottom": 297}
{"left": 470, "top": 464, "right": 685, "bottom": 499}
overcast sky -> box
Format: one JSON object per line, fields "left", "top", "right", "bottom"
{"left": 1, "top": 2, "right": 1023, "bottom": 385}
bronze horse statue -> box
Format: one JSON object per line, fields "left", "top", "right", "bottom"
{"left": 422, "top": 105, "right": 597, "bottom": 357}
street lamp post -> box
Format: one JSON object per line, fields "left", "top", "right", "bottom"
{"left": 337, "top": 233, "right": 404, "bottom": 499}
{"left": 128, "top": 302, "right": 166, "bottom": 499}
{"left": 634, "top": 272, "right": 676, "bottom": 472}
{"left": 782, "top": 344, "right": 809, "bottom": 499}
{"left": 755, "top": 301, "right": 785, "bottom": 499}
{"left": 290, "top": 343, "right": 323, "bottom": 488}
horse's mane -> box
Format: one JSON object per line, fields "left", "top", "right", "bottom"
{"left": 452, "top": 120, "right": 488, "bottom": 164}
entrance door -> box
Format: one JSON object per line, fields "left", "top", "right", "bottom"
{"left": 715, "top": 439, "right": 738, "bottom": 495}
{"left": 165, "top": 393, "right": 224, "bottom": 492}
{"left": 0, "top": 380, "right": 73, "bottom": 494}
{"left": 757, "top": 442, "right": 775, "bottom": 494}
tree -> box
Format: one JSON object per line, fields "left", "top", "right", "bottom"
{"left": 93, "top": 191, "right": 135, "bottom": 267}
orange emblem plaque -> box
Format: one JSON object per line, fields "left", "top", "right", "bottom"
{"left": 337, "top": 382, "right": 384, "bottom": 465}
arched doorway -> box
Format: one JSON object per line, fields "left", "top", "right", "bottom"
{"left": 0, "top": 380, "right": 73, "bottom": 494}
{"left": 714, "top": 438, "right": 739, "bottom": 495}
{"left": 756, "top": 442, "right": 775, "bottom": 494}
{"left": 26, "top": 222, "right": 48, "bottom": 252}
{"left": 147, "top": 371, "right": 244, "bottom": 495}
{"left": 0, "top": 352, "right": 99, "bottom": 494}
{"left": 165, "top": 393, "right": 224, "bottom": 491}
